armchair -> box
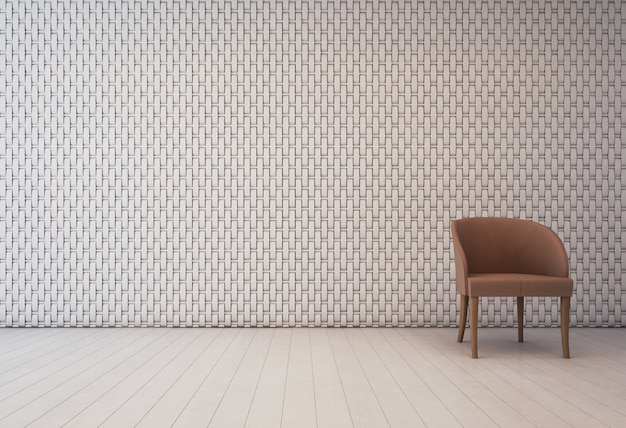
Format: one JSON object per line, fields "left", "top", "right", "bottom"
{"left": 451, "top": 217, "right": 573, "bottom": 358}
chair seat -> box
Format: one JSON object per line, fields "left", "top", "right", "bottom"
{"left": 468, "top": 273, "right": 573, "bottom": 297}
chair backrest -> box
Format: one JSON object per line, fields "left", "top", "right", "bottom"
{"left": 451, "top": 217, "right": 569, "bottom": 277}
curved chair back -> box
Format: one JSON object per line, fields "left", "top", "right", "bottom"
{"left": 451, "top": 217, "right": 569, "bottom": 278}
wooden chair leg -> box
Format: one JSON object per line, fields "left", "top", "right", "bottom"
{"left": 561, "top": 296, "right": 571, "bottom": 358}
{"left": 458, "top": 295, "right": 469, "bottom": 342}
{"left": 470, "top": 296, "right": 479, "bottom": 358}
{"left": 517, "top": 296, "right": 524, "bottom": 343}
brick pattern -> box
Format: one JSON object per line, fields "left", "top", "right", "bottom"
{"left": 0, "top": 0, "right": 624, "bottom": 327}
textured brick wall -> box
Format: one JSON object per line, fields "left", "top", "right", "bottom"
{"left": 1, "top": 0, "right": 624, "bottom": 327}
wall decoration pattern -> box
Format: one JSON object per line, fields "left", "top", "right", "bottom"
{"left": 1, "top": 0, "right": 624, "bottom": 327}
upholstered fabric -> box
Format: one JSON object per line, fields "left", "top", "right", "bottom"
{"left": 467, "top": 273, "right": 573, "bottom": 297}
{"left": 452, "top": 217, "right": 571, "bottom": 295}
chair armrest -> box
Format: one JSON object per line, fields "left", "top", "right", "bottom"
{"left": 451, "top": 221, "right": 469, "bottom": 295}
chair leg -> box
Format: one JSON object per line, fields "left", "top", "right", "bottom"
{"left": 470, "top": 296, "right": 479, "bottom": 358}
{"left": 458, "top": 295, "right": 469, "bottom": 342}
{"left": 517, "top": 296, "right": 524, "bottom": 343}
{"left": 561, "top": 296, "right": 571, "bottom": 358}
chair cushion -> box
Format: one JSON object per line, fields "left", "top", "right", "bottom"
{"left": 468, "top": 273, "right": 573, "bottom": 297}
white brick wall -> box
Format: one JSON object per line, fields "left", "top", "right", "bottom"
{"left": 0, "top": 0, "right": 624, "bottom": 327}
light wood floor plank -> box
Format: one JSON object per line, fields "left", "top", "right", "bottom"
{"left": 245, "top": 329, "right": 291, "bottom": 428}
{"left": 525, "top": 341, "right": 626, "bottom": 413}
{"left": 386, "top": 328, "right": 497, "bottom": 427}
{"left": 63, "top": 329, "right": 203, "bottom": 427}
{"left": 99, "top": 328, "right": 216, "bottom": 427}
{"left": 309, "top": 328, "right": 353, "bottom": 428}
{"left": 135, "top": 329, "right": 233, "bottom": 428}
{"left": 576, "top": 327, "right": 626, "bottom": 351}
{"left": 0, "top": 330, "right": 118, "bottom": 400}
{"left": 23, "top": 328, "right": 172, "bottom": 427}
{"left": 361, "top": 328, "right": 462, "bottom": 427}
{"left": 326, "top": 328, "right": 390, "bottom": 428}
{"left": 397, "top": 328, "right": 534, "bottom": 427}
{"left": 476, "top": 330, "right": 626, "bottom": 427}
{"left": 412, "top": 327, "right": 573, "bottom": 428}
{"left": 571, "top": 328, "right": 626, "bottom": 379}
{"left": 0, "top": 327, "right": 623, "bottom": 428}
{"left": 346, "top": 328, "right": 426, "bottom": 427}
{"left": 486, "top": 357, "right": 610, "bottom": 428}
{"left": 0, "top": 329, "right": 130, "bottom": 426}
{"left": 0, "top": 329, "right": 85, "bottom": 382}
{"left": 0, "top": 328, "right": 63, "bottom": 358}
{"left": 172, "top": 328, "right": 256, "bottom": 427}
{"left": 449, "top": 327, "right": 623, "bottom": 427}
{"left": 281, "top": 328, "right": 317, "bottom": 428}
{"left": 208, "top": 328, "right": 274, "bottom": 428}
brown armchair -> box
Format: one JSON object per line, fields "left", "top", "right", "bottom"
{"left": 451, "top": 217, "right": 573, "bottom": 358}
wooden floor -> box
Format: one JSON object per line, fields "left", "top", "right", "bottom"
{"left": 0, "top": 327, "right": 624, "bottom": 427}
